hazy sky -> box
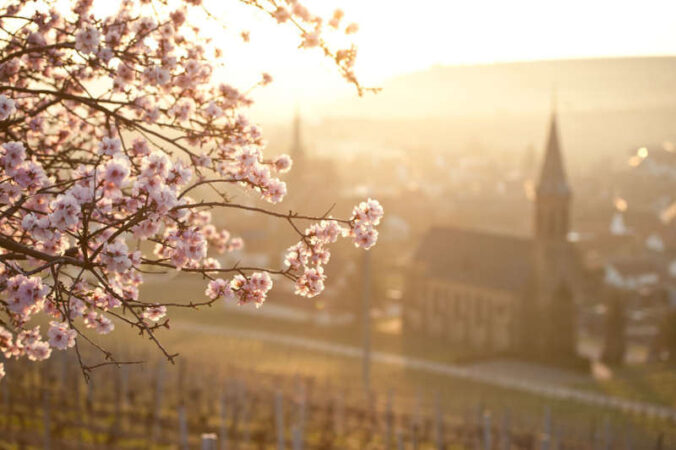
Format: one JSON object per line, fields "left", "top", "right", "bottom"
{"left": 94, "top": 0, "right": 676, "bottom": 121}
{"left": 198, "top": 0, "right": 676, "bottom": 121}
{"left": 319, "top": 0, "right": 676, "bottom": 80}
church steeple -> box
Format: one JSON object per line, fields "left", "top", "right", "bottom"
{"left": 535, "top": 109, "right": 571, "bottom": 241}
{"left": 536, "top": 111, "right": 570, "bottom": 198}
{"left": 290, "top": 108, "right": 305, "bottom": 165}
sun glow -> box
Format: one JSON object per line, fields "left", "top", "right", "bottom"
{"left": 86, "top": 0, "right": 676, "bottom": 121}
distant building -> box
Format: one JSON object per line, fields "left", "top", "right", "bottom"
{"left": 404, "top": 110, "right": 582, "bottom": 360}
{"left": 604, "top": 259, "right": 660, "bottom": 290}
{"left": 265, "top": 113, "right": 355, "bottom": 313}
{"left": 284, "top": 111, "right": 342, "bottom": 212}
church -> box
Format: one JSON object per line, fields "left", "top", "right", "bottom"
{"left": 404, "top": 111, "right": 583, "bottom": 361}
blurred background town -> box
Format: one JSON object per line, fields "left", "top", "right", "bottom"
{"left": 6, "top": 1, "right": 676, "bottom": 447}
{"left": 93, "top": 55, "right": 676, "bottom": 447}
{"left": 214, "top": 56, "right": 676, "bottom": 369}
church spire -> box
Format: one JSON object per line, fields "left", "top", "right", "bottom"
{"left": 290, "top": 107, "right": 304, "bottom": 162}
{"left": 534, "top": 104, "right": 572, "bottom": 241}
{"left": 536, "top": 109, "right": 570, "bottom": 197}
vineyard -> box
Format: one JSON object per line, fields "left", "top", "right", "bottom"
{"left": 1, "top": 350, "right": 675, "bottom": 450}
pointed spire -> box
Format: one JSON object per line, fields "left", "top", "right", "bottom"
{"left": 536, "top": 107, "right": 570, "bottom": 197}
{"left": 290, "top": 106, "right": 304, "bottom": 161}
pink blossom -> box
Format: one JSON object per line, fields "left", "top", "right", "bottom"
{"left": 263, "top": 179, "right": 286, "bottom": 203}
{"left": 273, "top": 6, "right": 291, "bottom": 23}
{"left": 352, "top": 198, "right": 384, "bottom": 226}
{"left": 193, "top": 154, "right": 212, "bottom": 168}
{"left": 227, "top": 237, "right": 244, "bottom": 252}
{"left": 84, "top": 313, "right": 114, "bottom": 334}
{"left": 49, "top": 194, "right": 80, "bottom": 230}
{"left": 26, "top": 341, "right": 52, "bottom": 361}
{"left": 69, "top": 297, "right": 86, "bottom": 319}
{"left": 1, "top": 141, "right": 25, "bottom": 177}
{"left": 133, "top": 219, "right": 161, "bottom": 239}
{"left": 97, "top": 47, "right": 113, "bottom": 63}
{"left": 117, "top": 63, "right": 135, "bottom": 83}
{"left": 141, "top": 151, "right": 171, "bottom": 178}
{"left": 170, "top": 8, "right": 187, "bottom": 28}
{"left": 142, "top": 304, "right": 167, "bottom": 322}
{"left": 350, "top": 198, "right": 383, "bottom": 249}
{"left": 143, "top": 66, "right": 170, "bottom": 86}
{"left": 345, "top": 23, "right": 359, "bottom": 34}
{"left": 170, "top": 99, "right": 194, "bottom": 122}
{"left": 103, "top": 157, "right": 130, "bottom": 188}
{"left": 0, "top": 326, "right": 12, "bottom": 353}
{"left": 206, "top": 278, "right": 234, "bottom": 301}
{"left": 273, "top": 154, "right": 292, "bottom": 173}
{"left": 0, "top": 182, "right": 20, "bottom": 203}
{"left": 47, "top": 321, "right": 77, "bottom": 350}
{"left": 12, "top": 160, "right": 48, "bottom": 190}
{"left": 230, "top": 272, "right": 272, "bottom": 307}
{"left": 204, "top": 101, "right": 223, "bottom": 119}
{"left": 75, "top": 25, "right": 100, "bottom": 54}
{"left": 202, "top": 258, "right": 221, "bottom": 270}
{"left": 101, "top": 240, "right": 132, "bottom": 273}
{"left": 284, "top": 242, "right": 306, "bottom": 271}
{"left": 98, "top": 137, "right": 121, "bottom": 156}
{"left": 6, "top": 275, "right": 48, "bottom": 320}
{"left": 329, "top": 9, "right": 344, "bottom": 28}
{"left": 301, "top": 32, "right": 320, "bottom": 48}
{"left": 292, "top": 3, "right": 312, "bottom": 21}
{"left": 131, "top": 138, "right": 150, "bottom": 156}
{"left": 295, "top": 267, "right": 325, "bottom": 298}
{"left": 0, "top": 94, "right": 16, "bottom": 120}
{"left": 353, "top": 225, "right": 378, "bottom": 250}
{"left": 21, "top": 213, "right": 53, "bottom": 241}
{"left": 166, "top": 160, "right": 192, "bottom": 186}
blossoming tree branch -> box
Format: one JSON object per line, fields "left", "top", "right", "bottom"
{"left": 0, "top": 0, "right": 383, "bottom": 381}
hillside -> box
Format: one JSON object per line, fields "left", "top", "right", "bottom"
{"left": 318, "top": 57, "right": 676, "bottom": 167}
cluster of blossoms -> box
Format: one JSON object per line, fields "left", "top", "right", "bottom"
{"left": 289, "top": 199, "right": 383, "bottom": 297}
{"left": 0, "top": 0, "right": 376, "bottom": 381}
{"left": 206, "top": 197, "right": 384, "bottom": 302}
{"left": 270, "top": 2, "right": 361, "bottom": 84}
{"left": 206, "top": 271, "right": 273, "bottom": 308}
{"left": 349, "top": 199, "right": 384, "bottom": 250}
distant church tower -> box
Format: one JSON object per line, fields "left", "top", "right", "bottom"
{"left": 530, "top": 107, "right": 578, "bottom": 360}
{"left": 285, "top": 109, "right": 325, "bottom": 210}
{"left": 289, "top": 108, "right": 305, "bottom": 174}
{"left": 534, "top": 109, "right": 571, "bottom": 241}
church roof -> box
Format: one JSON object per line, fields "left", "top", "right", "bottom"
{"left": 537, "top": 112, "right": 571, "bottom": 197}
{"left": 414, "top": 226, "right": 535, "bottom": 292}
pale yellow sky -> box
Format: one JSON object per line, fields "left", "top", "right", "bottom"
{"left": 203, "top": 0, "right": 676, "bottom": 122}
{"left": 92, "top": 0, "right": 676, "bottom": 121}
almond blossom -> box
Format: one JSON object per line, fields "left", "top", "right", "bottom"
{"left": 47, "top": 322, "right": 77, "bottom": 350}
{"left": 142, "top": 304, "right": 167, "bottom": 322}
{"left": 75, "top": 24, "right": 100, "bottom": 54}
{"left": 0, "top": 0, "right": 377, "bottom": 378}
{"left": 206, "top": 279, "right": 235, "bottom": 301}
{"left": 0, "top": 94, "right": 15, "bottom": 120}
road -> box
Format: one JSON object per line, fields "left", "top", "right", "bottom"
{"left": 174, "top": 321, "right": 676, "bottom": 423}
